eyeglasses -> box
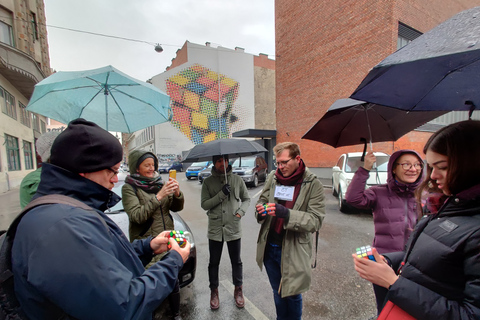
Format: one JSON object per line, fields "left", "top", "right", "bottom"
{"left": 107, "top": 167, "right": 119, "bottom": 177}
{"left": 396, "top": 163, "right": 423, "bottom": 170}
{"left": 276, "top": 158, "right": 294, "bottom": 168}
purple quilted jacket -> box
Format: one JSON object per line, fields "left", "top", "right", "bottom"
{"left": 345, "top": 150, "right": 424, "bottom": 254}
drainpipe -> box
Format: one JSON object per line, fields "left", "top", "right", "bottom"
{"left": 5, "top": 172, "right": 10, "bottom": 191}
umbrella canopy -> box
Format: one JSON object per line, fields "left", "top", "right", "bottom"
{"left": 183, "top": 139, "right": 268, "bottom": 163}
{"left": 351, "top": 6, "right": 480, "bottom": 115}
{"left": 26, "top": 65, "right": 171, "bottom": 133}
{"left": 302, "top": 98, "right": 447, "bottom": 148}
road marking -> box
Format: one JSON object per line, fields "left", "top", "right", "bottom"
{"left": 220, "top": 279, "right": 269, "bottom": 320}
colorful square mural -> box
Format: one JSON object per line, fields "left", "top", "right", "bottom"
{"left": 166, "top": 64, "right": 243, "bottom": 145}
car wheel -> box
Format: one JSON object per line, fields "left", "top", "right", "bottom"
{"left": 186, "top": 176, "right": 191, "bottom": 180}
{"left": 332, "top": 178, "right": 338, "bottom": 197}
{"left": 252, "top": 174, "right": 259, "bottom": 188}
{"left": 179, "top": 168, "right": 182, "bottom": 172}
{"left": 338, "top": 186, "right": 349, "bottom": 213}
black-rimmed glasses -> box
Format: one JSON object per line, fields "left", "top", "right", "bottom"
{"left": 276, "top": 158, "right": 294, "bottom": 168}
{"left": 107, "top": 167, "right": 119, "bottom": 177}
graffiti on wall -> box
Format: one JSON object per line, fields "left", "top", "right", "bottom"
{"left": 166, "top": 64, "right": 247, "bottom": 145}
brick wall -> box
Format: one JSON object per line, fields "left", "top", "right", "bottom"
{"left": 276, "top": 0, "right": 480, "bottom": 167}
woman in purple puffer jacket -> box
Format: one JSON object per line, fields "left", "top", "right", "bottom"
{"left": 345, "top": 149, "right": 424, "bottom": 315}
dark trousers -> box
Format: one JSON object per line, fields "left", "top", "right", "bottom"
{"left": 264, "top": 243, "right": 302, "bottom": 320}
{"left": 208, "top": 238, "right": 243, "bottom": 289}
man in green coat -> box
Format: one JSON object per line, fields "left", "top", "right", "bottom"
{"left": 255, "top": 142, "right": 325, "bottom": 320}
{"left": 19, "top": 131, "right": 59, "bottom": 208}
{"left": 201, "top": 154, "right": 251, "bottom": 310}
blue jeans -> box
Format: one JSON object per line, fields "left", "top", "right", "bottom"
{"left": 264, "top": 243, "right": 302, "bottom": 320}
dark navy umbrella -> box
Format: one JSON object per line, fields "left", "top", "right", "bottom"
{"left": 351, "top": 6, "right": 480, "bottom": 116}
{"left": 302, "top": 98, "right": 446, "bottom": 151}
{"left": 182, "top": 139, "right": 268, "bottom": 181}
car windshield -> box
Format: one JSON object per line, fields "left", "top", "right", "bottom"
{"left": 191, "top": 161, "right": 208, "bottom": 167}
{"left": 233, "top": 158, "right": 255, "bottom": 167}
{"left": 345, "top": 155, "right": 389, "bottom": 173}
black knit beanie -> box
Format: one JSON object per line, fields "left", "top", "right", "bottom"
{"left": 50, "top": 118, "right": 123, "bottom": 173}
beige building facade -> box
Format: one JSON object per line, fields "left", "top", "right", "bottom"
{"left": 0, "top": 0, "right": 51, "bottom": 192}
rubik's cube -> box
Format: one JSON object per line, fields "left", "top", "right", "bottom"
{"left": 263, "top": 203, "right": 274, "bottom": 211}
{"left": 167, "top": 230, "right": 187, "bottom": 249}
{"left": 166, "top": 64, "right": 240, "bottom": 145}
{"left": 355, "top": 245, "right": 376, "bottom": 261}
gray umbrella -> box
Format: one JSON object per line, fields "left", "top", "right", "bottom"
{"left": 302, "top": 98, "right": 446, "bottom": 149}
{"left": 351, "top": 6, "right": 480, "bottom": 115}
{"left": 182, "top": 139, "right": 268, "bottom": 181}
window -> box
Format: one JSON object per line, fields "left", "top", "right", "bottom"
{"left": 40, "top": 120, "right": 46, "bottom": 133}
{"left": 32, "top": 113, "right": 40, "bottom": 132}
{"left": 19, "top": 102, "right": 31, "bottom": 127}
{"left": 397, "top": 22, "right": 422, "bottom": 50}
{"left": 0, "top": 87, "right": 16, "bottom": 119}
{"left": 23, "top": 140, "right": 33, "bottom": 170}
{"left": 30, "top": 12, "right": 38, "bottom": 41}
{"left": 0, "top": 20, "right": 12, "bottom": 46}
{"left": 5, "top": 134, "right": 20, "bottom": 171}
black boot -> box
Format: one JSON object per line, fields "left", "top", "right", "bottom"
{"left": 168, "top": 291, "right": 182, "bottom": 320}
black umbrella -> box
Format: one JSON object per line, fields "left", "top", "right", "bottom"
{"left": 351, "top": 6, "right": 480, "bottom": 116}
{"left": 302, "top": 98, "right": 446, "bottom": 158}
{"left": 182, "top": 139, "right": 268, "bottom": 181}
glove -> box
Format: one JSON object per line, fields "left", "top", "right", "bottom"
{"left": 256, "top": 204, "right": 267, "bottom": 220}
{"left": 274, "top": 203, "right": 290, "bottom": 218}
{"left": 222, "top": 184, "right": 231, "bottom": 196}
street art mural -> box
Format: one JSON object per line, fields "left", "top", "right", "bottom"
{"left": 166, "top": 63, "right": 247, "bottom": 145}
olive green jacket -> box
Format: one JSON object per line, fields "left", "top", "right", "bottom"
{"left": 19, "top": 167, "right": 42, "bottom": 209}
{"left": 122, "top": 183, "right": 184, "bottom": 266}
{"left": 256, "top": 168, "right": 325, "bottom": 297}
{"left": 201, "top": 167, "right": 251, "bottom": 242}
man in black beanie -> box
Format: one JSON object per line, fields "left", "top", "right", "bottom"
{"left": 11, "top": 118, "right": 191, "bottom": 319}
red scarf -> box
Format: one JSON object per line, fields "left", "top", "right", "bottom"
{"left": 272, "top": 160, "right": 306, "bottom": 233}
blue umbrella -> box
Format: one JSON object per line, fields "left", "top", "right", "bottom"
{"left": 26, "top": 65, "right": 171, "bottom": 133}
{"left": 351, "top": 6, "right": 480, "bottom": 116}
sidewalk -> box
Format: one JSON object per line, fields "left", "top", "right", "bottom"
{"left": 0, "top": 187, "right": 21, "bottom": 230}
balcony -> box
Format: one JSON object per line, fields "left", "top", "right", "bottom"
{"left": 0, "top": 42, "right": 46, "bottom": 99}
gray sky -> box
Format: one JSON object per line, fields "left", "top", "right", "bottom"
{"left": 43, "top": 0, "right": 275, "bottom": 81}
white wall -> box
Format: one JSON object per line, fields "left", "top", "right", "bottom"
{"left": 149, "top": 42, "right": 255, "bottom": 158}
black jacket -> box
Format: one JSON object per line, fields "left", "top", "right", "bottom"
{"left": 384, "top": 184, "right": 480, "bottom": 319}
{"left": 12, "top": 164, "right": 183, "bottom": 320}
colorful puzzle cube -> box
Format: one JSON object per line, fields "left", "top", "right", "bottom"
{"left": 167, "top": 230, "right": 187, "bottom": 249}
{"left": 166, "top": 64, "right": 240, "bottom": 144}
{"left": 355, "top": 245, "right": 376, "bottom": 261}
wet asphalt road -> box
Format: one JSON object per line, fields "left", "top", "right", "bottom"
{"left": 153, "top": 172, "right": 377, "bottom": 320}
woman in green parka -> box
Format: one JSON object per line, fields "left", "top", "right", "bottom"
{"left": 122, "top": 150, "right": 184, "bottom": 320}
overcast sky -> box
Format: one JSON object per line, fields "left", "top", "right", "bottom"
{"left": 43, "top": 0, "right": 275, "bottom": 81}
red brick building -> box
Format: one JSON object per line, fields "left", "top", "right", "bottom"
{"left": 275, "top": 0, "right": 480, "bottom": 168}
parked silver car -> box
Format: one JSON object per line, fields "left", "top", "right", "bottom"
{"left": 232, "top": 155, "right": 268, "bottom": 187}
{"left": 332, "top": 152, "right": 389, "bottom": 213}
{"left": 198, "top": 163, "right": 214, "bottom": 183}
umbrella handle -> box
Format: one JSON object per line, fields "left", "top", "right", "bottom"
{"left": 360, "top": 138, "right": 367, "bottom": 162}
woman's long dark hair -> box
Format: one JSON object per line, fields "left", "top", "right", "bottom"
{"left": 418, "top": 120, "right": 480, "bottom": 197}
